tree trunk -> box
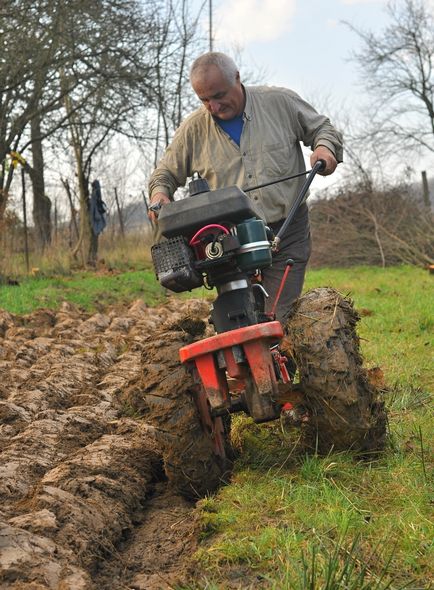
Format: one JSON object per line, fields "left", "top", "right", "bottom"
{"left": 0, "top": 189, "right": 7, "bottom": 223}
{"left": 71, "top": 160, "right": 93, "bottom": 267}
{"left": 30, "top": 114, "right": 51, "bottom": 250}
{"left": 88, "top": 230, "right": 98, "bottom": 267}
{"left": 21, "top": 168, "right": 30, "bottom": 273}
{"left": 0, "top": 153, "right": 15, "bottom": 224}
{"left": 61, "top": 177, "right": 80, "bottom": 242}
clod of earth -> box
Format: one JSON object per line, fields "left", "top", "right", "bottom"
{"left": 0, "top": 289, "right": 386, "bottom": 588}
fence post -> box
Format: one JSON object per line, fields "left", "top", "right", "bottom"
{"left": 21, "top": 168, "right": 30, "bottom": 273}
{"left": 421, "top": 171, "right": 431, "bottom": 210}
{"left": 114, "top": 187, "right": 125, "bottom": 238}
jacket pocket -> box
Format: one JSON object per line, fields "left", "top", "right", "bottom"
{"left": 261, "top": 143, "right": 291, "bottom": 177}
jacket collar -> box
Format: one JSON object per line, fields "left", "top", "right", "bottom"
{"left": 243, "top": 85, "right": 253, "bottom": 121}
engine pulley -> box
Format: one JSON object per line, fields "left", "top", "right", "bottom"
{"left": 205, "top": 241, "right": 224, "bottom": 259}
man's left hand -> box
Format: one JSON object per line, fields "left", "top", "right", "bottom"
{"left": 310, "top": 146, "right": 337, "bottom": 176}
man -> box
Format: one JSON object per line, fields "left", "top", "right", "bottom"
{"left": 148, "top": 52, "right": 343, "bottom": 322}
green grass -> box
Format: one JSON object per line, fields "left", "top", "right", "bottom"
{"left": 0, "top": 269, "right": 165, "bottom": 314}
{"left": 304, "top": 266, "right": 433, "bottom": 392}
{"left": 191, "top": 265, "right": 433, "bottom": 590}
{"left": 195, "top": 443, "right": 432, "bottom": 588}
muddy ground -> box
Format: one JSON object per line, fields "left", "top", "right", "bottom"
{"left": 0, "top": 299, "right": 209, "bottom": 590}
{"left": 0, "top": 290, "right": 386, "bottom": 589}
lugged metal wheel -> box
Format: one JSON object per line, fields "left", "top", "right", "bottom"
{"left": 282, "top": 288, "right": 387, "bottom": 454}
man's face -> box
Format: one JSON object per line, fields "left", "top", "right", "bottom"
{"left": 191, "top": 65, "right": 245, "bottom": 120}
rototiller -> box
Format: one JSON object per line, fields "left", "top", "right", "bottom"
{"left": 151, "top": 161, "right": 325, "bottom": 458}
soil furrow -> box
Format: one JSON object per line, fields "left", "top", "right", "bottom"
{"left": 0, "top": 299, "right": 209, "bottom": 589}
{"left": 94, "top": 483, "right": 197, "bottom": 590}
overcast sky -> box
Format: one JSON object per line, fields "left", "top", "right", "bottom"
{"left": 198, "top": 0, "right": 433, "bottom": 186}
{"left": 209, "top": 0, "right": 389, "bottom": 109}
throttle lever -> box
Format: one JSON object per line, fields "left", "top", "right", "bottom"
{"left": 149, "top": 201, "right": 162, "bottom": 218}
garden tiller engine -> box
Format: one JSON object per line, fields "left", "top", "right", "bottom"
{"left": 151, "top": 161, "right": 325, "bottom": 451}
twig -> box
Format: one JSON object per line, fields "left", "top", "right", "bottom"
{"left": 417, "top": 425, "right": 428, "bottom": 483}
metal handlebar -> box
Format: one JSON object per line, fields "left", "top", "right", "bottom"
{"left": 272, "top": 159, "right": 326, "bottom": 251}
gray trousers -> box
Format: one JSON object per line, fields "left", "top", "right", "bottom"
{"left": 262, "top": 203, "right": 312, "bottom": 323}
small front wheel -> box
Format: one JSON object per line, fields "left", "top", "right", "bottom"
{"left": 139, "top": 319, "right": 233, "bottom": 499}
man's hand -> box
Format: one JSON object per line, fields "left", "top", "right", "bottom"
{"left": 148, "top": 192, "right": 171, "bottom": 224}
{"left": 310, "top": 146, "right": 337, "bottom": 176}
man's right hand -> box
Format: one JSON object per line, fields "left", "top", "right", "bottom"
{"left": 148, "top": 193, "right": 171, "bottom": 224}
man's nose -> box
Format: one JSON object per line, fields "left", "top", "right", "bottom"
{"left": 209, "top": 100, "right": 220, "bottom": 113}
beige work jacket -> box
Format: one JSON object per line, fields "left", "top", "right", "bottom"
{"left": 149, "top": 85, "right": 343, "bottom": 223}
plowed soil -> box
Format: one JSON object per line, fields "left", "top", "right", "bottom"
{"left": 0, "top": 291, "right": 386, "bottom": 589}
{"left": 0, "top": 299, "right": 209, "bottom": 590}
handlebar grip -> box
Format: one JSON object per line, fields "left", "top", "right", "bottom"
{"left": 314, "top": 159, "right": 326, "bottom": 172}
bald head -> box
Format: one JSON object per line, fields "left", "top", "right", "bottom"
{"left": 190, "top": 52, "right": 239, "bottom": 86}
{"left": 190, "top": 52, "right": 245, "bottom": 120}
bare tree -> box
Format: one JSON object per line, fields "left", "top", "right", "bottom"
{"left": 309, "top": 186, "right": 434, "bottom": 268}
{"left": 0, "top": 0, "right": 60, "bottom": 222}
{"left": 348, "top": 0, "right": 434, "bottom": 155}
{"left": 0, "top": 0, "right": 103, "bottom": 244}
{"left": 148, "top": 0, "right": 207, "bottom": 166}
{"left": 30, "top": 114, "right": 51, "bottom": 249}
{"left": 1, "top": 0, "right": 210, "bottom": 262}
{"left": 50, "top": 0, "right": 159, "bottom": 266}
{"left": 0, "top": 0, "right": 160, "bottom": 253}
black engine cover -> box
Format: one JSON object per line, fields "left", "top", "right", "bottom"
{"left": 158, "top": 186, "right": 264, "bottom": 239}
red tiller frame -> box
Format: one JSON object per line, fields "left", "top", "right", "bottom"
{"left": 179, "top": 321, "right": 284, "bottom": 414}
{"left": 271, "top": 263, "right": 293, "bottom": 317}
